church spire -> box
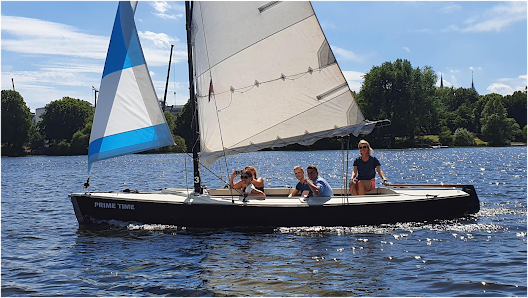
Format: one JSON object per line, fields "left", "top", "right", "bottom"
{"left": 471, "top": 71, "right": 476, "bottom": 91}
{"left": 440, "top": 72, "right": 444, "bottom": 88}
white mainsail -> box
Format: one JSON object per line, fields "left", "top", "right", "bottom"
{"left": 88, "top": 2, "right": 174, "bottom": 171}
{"left": 191, "top": 1, "right": 376, "bottom": 167}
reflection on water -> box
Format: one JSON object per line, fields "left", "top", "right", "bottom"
{"left": 1, "top": 147, "right": 526, "bottom": 296}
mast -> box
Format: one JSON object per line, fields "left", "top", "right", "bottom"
{"left": 185, "top": 1, "right": 202, "bottom": 194}
{"left": 162, "top": 44, "right": 174, "bottom": 110}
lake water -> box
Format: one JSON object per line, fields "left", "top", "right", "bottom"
{"left": 1, "top": 147, "right": 526, "bottom": 296}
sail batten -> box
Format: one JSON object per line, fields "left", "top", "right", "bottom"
{"left": 88, "top": 2, "right": 174, "bottom": 171}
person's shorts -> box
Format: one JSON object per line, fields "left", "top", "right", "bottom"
{"left": 353, "top": 179, "right": 376, "bottom": 190}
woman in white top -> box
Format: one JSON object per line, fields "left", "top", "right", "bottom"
{"left": 236, "top": 169, "right": 266, "bottom": 197}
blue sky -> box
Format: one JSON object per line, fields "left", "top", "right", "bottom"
{"left": 1, "top": 1, "right": 527, "bottom": 112}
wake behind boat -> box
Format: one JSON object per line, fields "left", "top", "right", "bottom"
{"left": 69, "top": 1, "right": 479, "bottom": 228}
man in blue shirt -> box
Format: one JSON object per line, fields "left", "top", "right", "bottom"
{"left": 288, "top": 166, "right": 313, "bottom": 197}
{"left": 306, "top": 165, "right": 333, "bottom": 197}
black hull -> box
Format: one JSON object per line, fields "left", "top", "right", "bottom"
{"left": 70, "top": 186, "right": 480, "bottom": 228}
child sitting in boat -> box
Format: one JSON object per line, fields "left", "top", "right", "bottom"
{"left": 349, "top": 140, "right": 388, "bottom": 195}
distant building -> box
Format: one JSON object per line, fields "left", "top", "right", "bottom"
{"left": 163, "top": 104, "right": 184, "bottom": 117}
{"left": 440, "top": 73, "right": 444, "bottom": 88}
{"left": 158, "top": 100, "right": 184, "bottom": 117}
{"left": 32, "top": 107, "right": 46, "bottom": 124}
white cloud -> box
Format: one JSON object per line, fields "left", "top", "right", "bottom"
{"left": 320, "top": 21, "right": 337, "bottom": 30}
{"left": 441, "top": 3, "right": 462, "bottom": 14}
{"left": 403, "top": 47, "right": 410, "bottom": 53}
{"left": 138, "top": 31, "right": 176, "bottom": 48}
{"left": 487, "top": 83, "right": 513, "bottom": 95}
{"left": 331, "top": 45, "right": 364, "bottom": 63}
{"left": 450, "top": 69, "right": 460, "bottom": 73}
{"left": 469, "top": 66, "right": 482, "bottom": 71}
{"left": 489, "top": 75, "right": 528, "bottom": 95}
{"left": 150, "top": 1, "right": 184, "bottom": 20}
{"left": 1, "top": 16, "right": 108, "bottom": 59}
{"left": 444, "top": 2, "right": 527, "bottom": 33}
{"left": 342, "top": 71, "right": 365, "bottom": 92}
{"left": 450, "top": 75, "right": 458, "bottom": 87}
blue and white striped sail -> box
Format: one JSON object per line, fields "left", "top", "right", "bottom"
{"left": 88, "top": 1, "right": 174, "bottom": 171}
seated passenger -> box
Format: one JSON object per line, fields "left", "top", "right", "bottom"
{"left": 230, "top": 166, "right": 265, "bottom": 191}
{"left": 306, "top": 165, "right": 333, "bottom": 197}
{"left": 239, "top": 169, "right": 265, "bottom": 198}
{"left": 289, "top": 166, "right": 313, "bottom": 198}
{"left": 349, "top": 140, "right": 387, "bottom": 195}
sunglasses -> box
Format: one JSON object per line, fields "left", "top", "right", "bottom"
{"left": 241, "top": 175, "right": 250, "bottom": 179}
{"left": 359, "top": 146, "right": 368, "bottom": 149}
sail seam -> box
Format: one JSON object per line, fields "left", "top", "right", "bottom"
{"left": 195, "top": 13, "right": 315, "bottom": 79}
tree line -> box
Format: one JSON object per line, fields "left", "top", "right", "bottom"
{"left": 1, "top": 90, "right": 187, "bottom": 157}
{"left": 355, "top": 59, "right": 526, "bottom": 148}
{"left": 2, "top": 58, "right": 526, "bottom": 156}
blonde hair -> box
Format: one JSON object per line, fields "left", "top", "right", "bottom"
{"left": 358, "top": 140, "right": 373, "bottom": 155}
{"left": 293, "top": 165, "right": 304, "bottom": 172}
{"left": 245, "top": 166, "right": 257, "bottom": 178}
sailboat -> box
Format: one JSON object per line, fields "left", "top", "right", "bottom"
{"left": 69, "top": 1, "right": 479, "bottom": 228}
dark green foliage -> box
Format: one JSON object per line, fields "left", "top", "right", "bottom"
{"left": 173, "top": 100, "right": 193, "bottom": 152}
{"left": 453, "top": 128, "right": 476, "bottom": 146}
{"left": 358, "top": 59, "right": 437, "bottom": 147}
{"left": 28, "top": 124, "right": 44, "bottom": 150}
{"left": 1, "top": 90, "right": 32, "bottom": 155}
{"left": 70, "top": 118, "right": 93, "bottom": 155}
{"left": 481, "top": 97, "right": 520, "bottom": 146}
{"left": 503, "top": 89, "right": 527, "bottom": 128}
{"left": 435, "top": 87, "right": 480, "bottom": 132}
{"left": 49, "top": 139, "right": 72, "bottom": 156}
{"left": 39, "top": 97, "right": 94, "bottom": 143}
{"left": 438, "top": 126, "right": 453, "bottom": 146}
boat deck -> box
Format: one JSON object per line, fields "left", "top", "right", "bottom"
{"left": 73, "top": 187, "right": 469, "bottom": 207}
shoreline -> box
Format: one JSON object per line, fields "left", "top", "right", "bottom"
{"left": 2, "top": 143, "right": 526, "bottom": 158}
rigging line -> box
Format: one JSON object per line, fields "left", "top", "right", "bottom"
{"left": 217, "top": 91, "right": 233, "bottom": 112}
{"left": 227, "top": 88, "right": 351, "bottom": 149}
{"left": 194, "top": 12, "right": 315, "bottom": 79}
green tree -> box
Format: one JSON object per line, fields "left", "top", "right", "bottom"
{"left": 438, "top": 126, "right": 453, "bottom": 146}
{"left": 358, "top": 59, "right": 437, "bottom": 147}
{"left": 503, "top": 89, "right": 527, "bottom": 128}
{"left": 453, "top": 128, "right": 476, "bottom": 146}
{"left": 174, "top": 100, "right": 193, "bottom": 152}
{"left": 481, "top": 97, "right": 519, "bottom": 146}
{"left": 28, "top": 124, "right": 44, "bottom": 151}
{"left": 1, "top": 90, "right": 33, "bottom": 156}
{"left": 70, "top": 117, "right": 93, "bottom": 155}
{"left": 39, "top": 97, "right": 94, "bottom": 144}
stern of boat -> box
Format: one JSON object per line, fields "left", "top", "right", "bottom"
{"left": 462, "top": 185, "right": 480, "bottom": 214}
